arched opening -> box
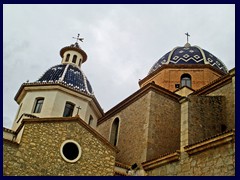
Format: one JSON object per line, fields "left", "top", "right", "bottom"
{"left": 110, "top": 117, "right": 120, "bottom": 146}
{"left": 180, "top": 74, "right": 192, "bottom": 88}
{"left": 88, "top": 115, "right": 94, "bottom": 126}
{"left": 33, "top": 98, "right": 44, "bottom": 113}
{"left": 72, "top": 55, "right": 77, "bottom": 63}
{"left": 78, "top": 58, "right": 82, "bottom": 67}
{"left": 63, "top": 102, "right": 75, "bottom": 117}
{"left": 66, "top": 54, "right": 70, "bottom": 62}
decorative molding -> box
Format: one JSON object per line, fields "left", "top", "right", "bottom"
{"left": 184, "top": 129, "right": 235, "bottom": 155}
{"left": 97, "top": 82, "right": 181, "bottom": 125}
{"left": 14, "top": 82, "right": 104, "bottom": 117}
{"left": 115, "top": 161, "right": 131, "bottom": 169}
{"left": 142, "top": 151, "right": 180, "bottom": 171}
{"left": 191, "top": 73, "right": 232, "bottom": 95}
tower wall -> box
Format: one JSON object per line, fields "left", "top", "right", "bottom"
{"left": 97, "top": 92, "right": 151, "bottom": 165}
{"left": 147, "top": 91, "right": 181, "bottom": 161}
{"left": 188, "top": 95, "right": 226, "bottom": 145}
{"left": 13, "top": 87, "right": 100, "bottom": 131}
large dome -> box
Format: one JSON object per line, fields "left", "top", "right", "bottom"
{"left": 36, "top": 64, "right": 94, "bottom": 96}
{"left": 149, "top": 43, "right": 228, "bottom": 74}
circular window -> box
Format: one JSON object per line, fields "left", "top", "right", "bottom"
{"left": 60, "top": 140, "right": 82, "bottom": 163}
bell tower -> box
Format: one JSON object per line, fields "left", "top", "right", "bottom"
{"left": 11, "top": 35, "right": 103, "bottom": 135}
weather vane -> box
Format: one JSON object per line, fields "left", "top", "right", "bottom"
{"left": 185, "top": 32, "right": 190, "bottom": 43}
{"left": 73, "top": 33, "right": 84, "bottom": 43}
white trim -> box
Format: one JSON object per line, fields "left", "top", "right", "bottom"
{"left": 59, "top": 64, "right": 69, "bottom": 82}
{"left": 60, "top": 139, "right": 82, "bottom": 163}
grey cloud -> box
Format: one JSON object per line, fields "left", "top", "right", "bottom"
{"left": 3, "top": 4, "right": 235, "bottom": 128}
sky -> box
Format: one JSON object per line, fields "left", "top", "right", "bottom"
{"left": 3, "top": 4, "right": 235, "bottom": 128}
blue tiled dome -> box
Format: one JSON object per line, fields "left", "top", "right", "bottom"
{"left": 149, "top": 43, "right": 228, "bottom": 74}
{"left": 36, "top": 64, "right": 94, "bottom": 95}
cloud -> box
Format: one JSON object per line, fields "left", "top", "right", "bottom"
{"left": 3, "top": 4, "right": 235, "bottom": 128}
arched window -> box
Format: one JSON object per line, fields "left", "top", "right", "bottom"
{"left": 88, "top": 115, "right": 94, "bottom": 126}
{"left": 66, "top": 54, "right": 70, "bottom": 62}
{"left": 72, "top": 55, "right": 77, "bottom": 63}
{"left": 180, "top": 74, "right": 192, "bottom": 88}
{"left": 110, "top": 117, "right": 120, "bottom": 146}
{"left": 33, "top": 98, "right": 44, "bottom": 113}
{"left": 78, "top": 59, "right": 82, "bottom": 67}
{"left": 63, "top": 102, "right": 75, "bottom": 117}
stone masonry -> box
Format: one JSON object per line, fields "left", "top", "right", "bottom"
{"left": 97, "top": 87, "right": 181, "bottom": 165}
{"left": 147, "top": 140, "right": 235, "bottom": 176}
{"left": 188, "top": 95, "right": 226, "bottom": 145}
{"left": 3, "top": 118, "right": 116, "bottom": 176}
{"left": 97, "top": 92, "right": 151, "bottom": 165}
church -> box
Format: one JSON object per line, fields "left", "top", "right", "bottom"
{"left": 3, "top": 34, "right": 235, "bottom": 176}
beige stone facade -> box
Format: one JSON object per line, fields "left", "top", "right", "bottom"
{"left": 145, "top": 130, "right": 235, "bottom": 176}
{"left": 4, "top": 117, "right": 117, "bottom": 176}
{"left": 97, "top": 83, "right": 181, "bottom": 165}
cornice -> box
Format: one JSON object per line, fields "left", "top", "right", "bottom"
{"left": 184, "top": 129, "right": 235, "bottom": 155}
{"left": 141, "top": 151, "right": 180, "bottom": 171}
{"left": 97, "top": 82, "right": 181, "bottom": 125}
{"left": 115, "top": 161, "right": 131, "bottom": 169}
{"left": 14, "top": 82, "right": 104, "bottom": 116}
{"left": 190, "top": 73, "right": 233, "bottom": 95}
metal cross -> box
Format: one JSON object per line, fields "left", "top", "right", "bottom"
{"left": 72, "top": 33, "right": 84, "bottom": 43}
{"left": 185, "top": 32, "right": 190, "bottom": 43}
{"left": 76, "top": 106, "right": 81, "bottom": 115}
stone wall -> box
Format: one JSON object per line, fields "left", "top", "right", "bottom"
{"left": 97, "top": 90, "right": 180, "bottom": 165}
{"left": 3, "top": 120, "right": 116, "bottom": 176}
{"left": 147, "top": 141, "right": 235, "bottom": 176}
{"left": 208, "top": 82, "right": 235, "bottom": 130}
{"left": 97, "top": 92, "right": 151, "bottom": 165}
{"left": 188, "top": 95, "right": 226, "bottom": 145}
{"left": 147, "top": 91, "right": 180, "bottom": 161}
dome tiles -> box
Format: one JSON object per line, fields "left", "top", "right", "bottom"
{"left": 149, "top": 43, "right": 228, "bottom": 75}
{"left": 36, "top": 64, "right": 94, "bottom": 96}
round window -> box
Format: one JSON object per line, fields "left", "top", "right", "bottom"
{"left": 60, "top": 140, "right": 82, "bottom": 163}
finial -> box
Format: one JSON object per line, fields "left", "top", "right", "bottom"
{"left": 72, "top": 33, "right": 84, "bottom": 44}
{"left": 185, "top": 32, "right": 190, "bottom": 43}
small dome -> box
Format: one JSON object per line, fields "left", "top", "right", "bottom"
{"left": 36, "top": 64, "right": 94, "bottom": 95}
{"left": 149, "top": 43, "right": 228, "bottom": 74}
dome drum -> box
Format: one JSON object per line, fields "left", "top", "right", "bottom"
{"left": 60, "top": 43, "right": 87, "bottom": 63}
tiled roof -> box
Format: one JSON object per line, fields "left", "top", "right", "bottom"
{"left": 37, "top": 64, "right": 94, "bottom": 96}
{"left": 149, "top": 44, "right": 228, "bottom": 75}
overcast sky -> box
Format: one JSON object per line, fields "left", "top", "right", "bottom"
{"left": 3, "top": 4, "right": 235, "bottom": 128}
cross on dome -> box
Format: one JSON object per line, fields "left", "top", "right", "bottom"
{"left": 185, "top": 32, "right": 190, "bottom": 43}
